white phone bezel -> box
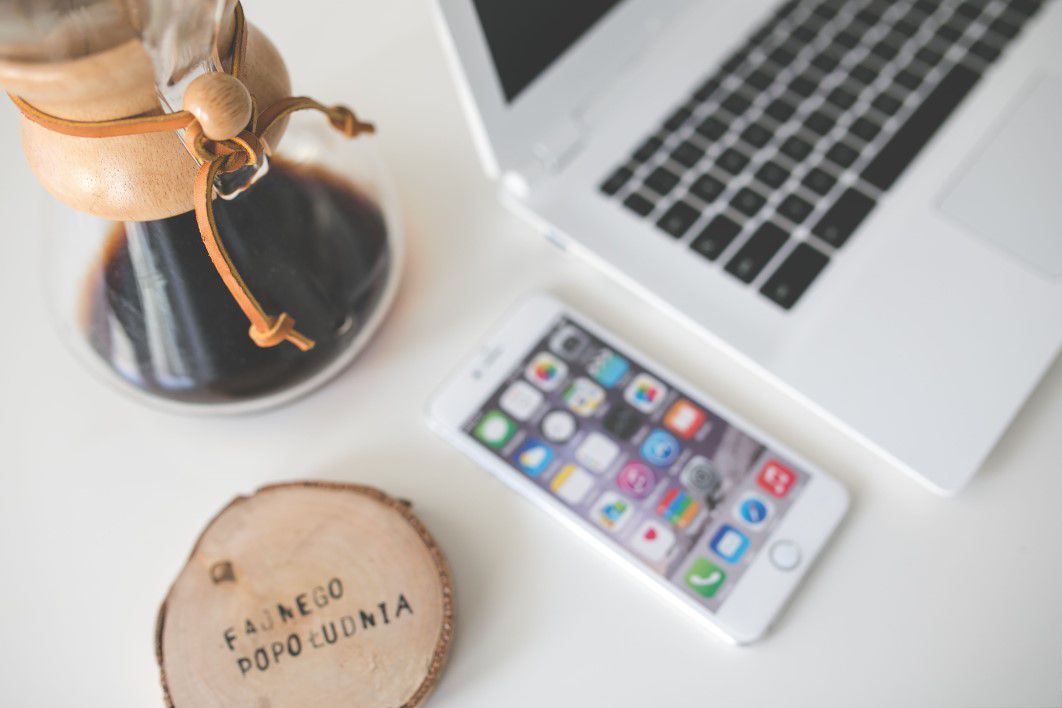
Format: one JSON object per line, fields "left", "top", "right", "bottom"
{"left": 427, "top": 294, "right": 849, "bottom": 644}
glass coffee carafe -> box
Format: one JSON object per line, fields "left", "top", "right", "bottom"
{"left": 0, "top": 0, "right": 401, "bottom": 413}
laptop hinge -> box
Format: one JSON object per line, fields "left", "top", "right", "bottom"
{"left": 530, "top": 117, "right": 586, "bottom": 174}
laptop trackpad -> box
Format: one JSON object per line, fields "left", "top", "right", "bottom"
{"left": 939, "top": 74, "right": 1062, "bottom": 278}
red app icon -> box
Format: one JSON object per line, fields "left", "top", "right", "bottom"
{"left": 663, "top": 399, "right": 708, "bottom": 439}
{"left": 757, "top": 460, "right": 796, "bottom": 498}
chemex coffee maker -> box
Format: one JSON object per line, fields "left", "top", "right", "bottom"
{"left": 0, "top": 0, "right": 402, "bottom": 413}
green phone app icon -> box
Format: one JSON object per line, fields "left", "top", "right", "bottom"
{"left": 474, "top": 410, "right": 517, "bottom": 449}
{"left": 684, "top": 558, "right": 726, "bottom": 598}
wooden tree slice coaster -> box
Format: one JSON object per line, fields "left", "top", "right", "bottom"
{"left": 156, "top": 481, "right": 454, "bottom": 707}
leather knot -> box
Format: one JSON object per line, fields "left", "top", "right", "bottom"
{"left": 187, "top": 125, "right": 263, "bottom": 173}
{"left": 249, "top": 313, "right": 313, "bottom": 351}
{"left": 328, "top": 105, "right": 375, "bottom": 138}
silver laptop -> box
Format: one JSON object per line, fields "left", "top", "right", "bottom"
{"left": 432, "top": 0, "right": 1062, "bottom": 494}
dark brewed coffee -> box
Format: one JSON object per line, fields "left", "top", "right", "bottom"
{"left": 82, "top": 158, "right": 392, "bottom": 405}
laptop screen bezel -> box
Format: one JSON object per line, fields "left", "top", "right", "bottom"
{"left": 433, "top": 0, "right": 692, "bottom": 176}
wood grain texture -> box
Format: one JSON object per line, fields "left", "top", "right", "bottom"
{"left": 156, "top": 482, "right": 454, "bottom": 708}
{"left": 183, "top": 73, "right": 253, "bottom": 140}
{"left": 0, "top": 18, "right": 291, "bottom": 221}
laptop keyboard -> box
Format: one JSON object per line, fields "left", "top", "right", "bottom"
{"left": 599, "top": 0, "right": 1044, "bottom": 310}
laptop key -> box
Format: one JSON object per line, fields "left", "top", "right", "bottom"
{"left": 945, "top": 11, "right": 973, "bottom": 33}
{"left": 1006, "top": 0, "right": 1043, "bottom": 18}
{"left": 826, "top": 85, "right": 859, "bottom": 111}
{"left": 732, "top": 187, "right": 767, "bottom": 217}
{"left": 855, "top": 7, "right": 882, "bottom": 26}
{"left": 833, "top": 30, "right": 860, "bottom": 50}
{"left": 760, "top": 243, "right": 830, "bottom": 309}
{"left": 902, "top": 4, "right": 930, "bottom": 24}
{"left": 987, "top": 16, "right": 1021, "bottom": 40}
{"left": 863, "top": 64, "right": 981, "bottom": 190}
{"left": 778, "top": 193, "right": 814, "bottom": 224}
{"left": 633, "top": 135, "right": 663, "bottom": 162}
{"left": 721, "top": 50, "right": 748, "bottom": 75}
{"left": 893, "top": 18, "right": 919, "bottom": 38}
{"left": 913, "top": 0, "right": 938, "bottom": 13}
{"left": 645, "top": 166, "right": 680, "bottom": 195}
{"left": 812, "top": 2, "right": 838, "bottom": 20}
{"left": 765, "top": 97, "right": 797, "bottom": 123}
{"left": 781, "top": 38, "right": 807, "bottom": 58}
{"left": 690, "top": 215, "right": 742, "bottom": 261}
{"left": 717, "top": 147, "right": 750, "bottom": 175}
{"left": 748, "top": 25, "right": 773, "bottom": 46}
{"left": 780, "top": 135, "right": 813, "bottom": 162}
{"left": 800, "top": 8, "right": 827, "bottom": 30}
{"left": 825, "top": 141, "right": 859, "bottom": 168}
{"left": 721, "top": 91, "right": 752, "bottom": 116}
{"left": 811, "top": 187, "right": 875, "bottom": 247}
{"left": 789, "top": 74, "right": 818, "bottom": 98}
{"left": 802, "top": 167, "right": 836, "bottom": 196}
{"left": 756, "top": 161, "right": 790, "bottom": 189}
{"left": 671, "top": 140, "right": 705, "bottom": 168}
{"left": 740, "top": 123, "right": 773, "bottom": 149}
{"left": 894, "top": 69, "right": 922, "bottom": 92}
{"left": 792, "top": 24, "right": 817, "bottom": 43}
{"left": 746, "top": 69, "right": 774, "bottom": 91}
{"left": 600, "top": 166, "right": 633, "bottom": 196}
{"left": 914, "top": 46, "right": 943, "bottom": 68}
{"left": 955, "top": 1, "right": 982, "bottom": 20}
{"left": 657, "top": 201, "right": 701, "bottom": 238}
{"left": 935, "top": 23, "right": 962, "bottom": 44}
{"left": 690, "top": 173, "right": 725, "bottom": 203}
{"left": 725, "top": 222, "right": 788, "bottom": 283}
{"left": 850, "top": 63, "right": 879, "bottom": 85}
{"left": 968, "top": 40, "right": 1001, "bottom": 63}
{"left": 811, "top": 51, "right": 840, "bottom": 74}
{"left": 776, "top": 0, "right": 799, "bottom": 20}
{"left": 805, "top": 110, "right": 836, "bottom": 137}
{"left": 623, "top": 192, "right": 656, "bottom": 217}
{"left": 871, "top": 92, "right": 903, "bottom": 117}
{"left": 850, "top": 116, "right": 881, "bottom": 143}
{"left": 870, "top": 40, "right": 899, "bottom": 63}
{"left": 695, "top": 116, "right": 728, "bottom": 141}
{"left": 769, "top": 45, "right": 797, "bottom": 67}
{"left": 694, "top": 78, "right": 721, "bottom": 102}
{"left": 664, "top": 106, "right": 693, "bottom": 132}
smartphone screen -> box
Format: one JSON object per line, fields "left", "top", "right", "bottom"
{"left": 461, "top": 316, "right": 809, "bottom": 611}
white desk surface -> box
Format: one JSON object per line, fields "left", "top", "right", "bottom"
{"left": 1, "top": 2, "right": 1060, "bottom": 706}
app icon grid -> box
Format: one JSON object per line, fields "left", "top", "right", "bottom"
{"left": 464, "top": 317, "right": 808, "bottom": 611}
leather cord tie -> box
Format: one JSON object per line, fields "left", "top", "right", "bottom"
{"left": 7, "top": 2, "right": 375, "bottom": 351}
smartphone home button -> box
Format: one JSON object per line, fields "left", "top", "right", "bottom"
{"left": 769, "top": 540, "right": 801, "bottom": 571}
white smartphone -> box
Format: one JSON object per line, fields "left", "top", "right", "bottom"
{"left": 428, "top": 294, "right": 849, "bottom": 644}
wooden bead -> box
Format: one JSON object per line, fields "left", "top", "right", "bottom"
{"left": 183, "top": 72, "right": 253, "bottom": 141}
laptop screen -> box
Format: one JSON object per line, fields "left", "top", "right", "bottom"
{"left": 472, "top": 0, "right": 624, "bottom": 103}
